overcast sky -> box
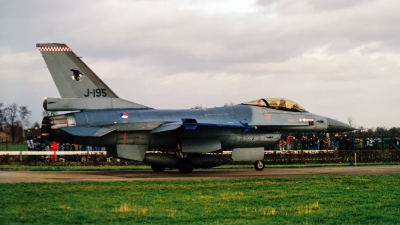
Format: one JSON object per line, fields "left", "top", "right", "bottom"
{"left": 1, "top": 0, "right": 399, "bottom": 129}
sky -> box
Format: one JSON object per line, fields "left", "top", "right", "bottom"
{"left": 1, "top": 0, "right": 399, "bottom": 129}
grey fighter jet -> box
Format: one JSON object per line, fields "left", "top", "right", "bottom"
{"left": 36, "top": 43, "right": 354, "bottom": 173}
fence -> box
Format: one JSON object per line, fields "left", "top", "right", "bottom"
{"left": 212, "top": 150, "right": 400, "bottom": 165}
{"left": 1, "top": 150, "right": 400, "bottom": 165}
{"left": 0, "top": 151, "right": 107, "bottom": 165}
{"left": 261, "top": 150, "right": 400, "bottom": 164}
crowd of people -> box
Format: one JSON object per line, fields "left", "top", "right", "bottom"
{"left": 26, "top": 127, "right": 104, "bottom": 152}
{"left": 27, "top": 127, "right": 400, "bottom": 153}
{"left": 277, "top": 133, "right": 400, "bottom": 151}
{"left": 26, "top": 127, "right": 43, "bottom": 150}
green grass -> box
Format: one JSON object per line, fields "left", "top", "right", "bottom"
{"left": 0, "top": 143, "right": 27, "bottom": 151}
{"left": 1, "top": 175, "right": 400, "bottom": 224}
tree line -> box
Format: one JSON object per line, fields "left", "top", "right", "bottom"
{"left": 0, "top": 102, "right": 38, "bottom": 142}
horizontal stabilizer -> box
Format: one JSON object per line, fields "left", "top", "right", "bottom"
{"left": 150, "top": 122, "right": 183, "bottom": 133}
{"left": 61, "top": 126, "right": 115, "bottom": 137}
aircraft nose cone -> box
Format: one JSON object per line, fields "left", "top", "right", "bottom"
{"left": 326, "top": 117, "right": 355, "bottom": 132}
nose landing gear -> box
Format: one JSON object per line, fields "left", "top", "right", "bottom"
{"left": 254, "top": 160, "right": 265, "bottom": 171}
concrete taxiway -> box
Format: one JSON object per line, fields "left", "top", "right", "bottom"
{"left": 0, "top": 165, "right": 399, "bottom": 183}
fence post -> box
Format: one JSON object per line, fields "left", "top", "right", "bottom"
{"left": 355, "top": 153, "right": 357, "bottom": 166}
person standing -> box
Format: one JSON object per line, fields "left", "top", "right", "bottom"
{"left": 315, "top": 135, "right": 320, "bottom": 150}
{"left": 309, "top": 134, "right": 316, "bottom": 150}
{"left": 279, "top": 139, "right": 285, "bottom": 151}
{"left": 374, "top": 137, "right": 379, "bottom": 150}
{"left": 34, "top": 126, "right": 42, "bottom": 149}
{"left": 26, "top": 129, "right": 34, "bottom": 150}
{"left": 342, "top": 134, "right": 349, "bottom": 150}
{"left": 286, "top": 134, "right": 293, "bottom": 150}
{"left": 333, "top": 133, "right": 340, "bottom": 150}
{"left": 293, "top": 139, "right": 298, "bottom": 150}
{"left": 319, "top": 138, "right": 325, "bottom": 150}
{"left": 301, "top": 135, "right": 307, "bottom": 150}
{"left": 359, "top": 137, "right": 364, "bottom": 150}
{"left": 323, "top": 138, "right": 329, "bottom": 150}
{"left": 369, "top": 138, "right": 374, "bottom": 150}
{"left": 338, "top": 135, "right": 343, "bottom": 150}
{"left": 327, "top": 137, "right": 332, "bottom": 150}
{"left": 395, "top": 137, "right": 399, "bottom": 150}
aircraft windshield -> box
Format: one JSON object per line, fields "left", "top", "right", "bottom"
{"left": 242, "top": 98, "right": 308, "bottom": 112}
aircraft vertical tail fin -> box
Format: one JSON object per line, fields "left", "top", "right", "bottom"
{"left": 36, "top": 43, "right": 118, "bottom": 98}
{"left": 37, "top": 43, "right": 149, "bottom": 110}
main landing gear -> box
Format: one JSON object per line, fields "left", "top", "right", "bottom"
{"left": 151, "top": 164, "right": 166, "bottom": 172}
{"left": 150, "top": 158, "right": 193, "bottom": 173}
{"left": 178, "top": 158, "right": 193, "bottom": 174}
{"left": 149, "top": 143, "right": 194, "bottom": 174}
{"left": 254, "top": 160, "right": 265, "bottom": 171}
{"left": 176, "top": 142, "right": 193, "bottom": 174}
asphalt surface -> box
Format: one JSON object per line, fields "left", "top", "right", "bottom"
{"left": 0, "top": 165, "right": 399, "bottom": 183}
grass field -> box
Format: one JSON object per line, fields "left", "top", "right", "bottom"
{"left": 0, "top": 143, "right": 27, "bottom": 151}
{"left": 1, "top": 175, "right": 399, "bottom": 224}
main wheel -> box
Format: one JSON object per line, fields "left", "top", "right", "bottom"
{"left": 178, "top": 158, "right": 193, "bottom": 174}
{"left": 151, "top": 164, "right": 166, "bottom": 172}
{"left": 254, "top": 160, "right": 264, "bottom": 171}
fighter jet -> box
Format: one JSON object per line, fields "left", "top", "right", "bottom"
{"left": 36, "top": 43, "right": 354, "bottom": 173}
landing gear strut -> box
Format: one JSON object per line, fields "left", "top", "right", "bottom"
{"left": 175, "top": 142, "right": 194, "bottom": 174}
{"left": 254, "top": 160, "right": 264, "bottom": 171}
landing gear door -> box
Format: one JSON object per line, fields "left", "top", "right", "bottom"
{"left": 232, "top": 147, "right": 264, "bottom": 161}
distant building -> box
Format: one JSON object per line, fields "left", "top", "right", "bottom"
{"left": 0, "top": 131, "right": 11, "bottom": 142}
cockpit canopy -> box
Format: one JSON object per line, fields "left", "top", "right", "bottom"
{"left": 242, "top": 98, "right": 308, "bottom": 112}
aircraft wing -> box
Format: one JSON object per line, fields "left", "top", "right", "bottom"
{"left": 150, "top": 119, "right": 255, "bottom": 134}
{"left": 61, "top": 126, "right": 115, "bottom": 137}
{"left": 181, "top": 118, "right": 255, "bottom": 131}
{"left": 150, "top": 122, "right": 183, "bottom": 133}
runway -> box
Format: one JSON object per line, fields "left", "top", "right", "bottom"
{"left": 1, "top": 165, "right": 399, "bottom": 183}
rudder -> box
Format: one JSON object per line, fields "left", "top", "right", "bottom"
{"left": 36, "top": 43, "right": 118, "bottom": 98}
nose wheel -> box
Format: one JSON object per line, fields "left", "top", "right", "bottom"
{"left": 254, "top": 160, "right": 264, "bottom": 171}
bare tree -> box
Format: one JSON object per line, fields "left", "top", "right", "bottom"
{"left": 389, "top": 127, "right": 400, "bottom": 137}
{"left": 4, "top": 103, "right": 19, "bottom": 142}
{"left": 376, "top": 127, "right": 388, "bottom": 137}
{"left": 19, "top": 106, "right": 31, "bottom": 128}
{"left": 18, "top": 106, "right": 32, "bottom": 140}
{"left": 347, "top": 116, "right": 356, "bottom": 128}
{"left": 0, "top": 102, "right": 4, "bottom": 131}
